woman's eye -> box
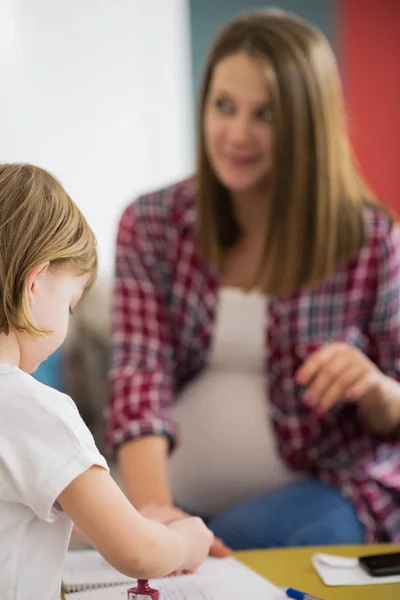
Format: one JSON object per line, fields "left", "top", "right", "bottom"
{"left": 215, "top": 98, "right": 234, "bottom": 115}
{"left": 255, "top": 107, "right": 273, "bottom": 123}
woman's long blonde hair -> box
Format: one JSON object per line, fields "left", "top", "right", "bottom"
{"left": 197, "top": 9, "right": 385, "bottom": 295}
{"left": 0, "top": 163, "right": 97, "bottom": 335}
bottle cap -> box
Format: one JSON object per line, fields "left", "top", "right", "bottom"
{"left": 127, "top": 579, "right": 160, "bottom": 600}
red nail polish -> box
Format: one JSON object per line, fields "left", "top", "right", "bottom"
{"left": 127, "top": 579, "right": 160, "bottom": 599}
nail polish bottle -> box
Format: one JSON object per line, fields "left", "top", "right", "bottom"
{"left": 127, "top": 579, "right": 160, "bottom": 599}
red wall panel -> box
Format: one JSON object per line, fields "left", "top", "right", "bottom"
{"left": 338, "top": 0, "right": 400, "bottom": 212}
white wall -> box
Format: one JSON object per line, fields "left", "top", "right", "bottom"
{"left": 0, "top": 0, "right": 194, "bottom": 273}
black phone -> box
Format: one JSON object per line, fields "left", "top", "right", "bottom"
{"left": 359, "top": 552, "right": 400, "bottom": 577}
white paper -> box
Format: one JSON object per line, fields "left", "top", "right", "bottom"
{"left": 312, "top": 553, "right": 400, "bottom": 586}
{"left": 65, "top": 556, "right": 284, "bottom": 599}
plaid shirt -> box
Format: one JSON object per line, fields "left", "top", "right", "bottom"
{"left": 107, "top": 178, "right": 400, "bottom": 542}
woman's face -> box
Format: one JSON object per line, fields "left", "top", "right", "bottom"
{"left": 204, "top": 52, "right": 273, "bottom": 195}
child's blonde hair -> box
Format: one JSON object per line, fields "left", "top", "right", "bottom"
{"left": 0, "top": 163, "right": 97, "bottom": 336}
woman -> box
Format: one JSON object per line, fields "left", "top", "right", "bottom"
{"left": 107, "top": 9, "right": 400, "bottom": 550}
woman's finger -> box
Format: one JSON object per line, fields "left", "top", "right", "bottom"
{"left": 209, "top": 537, "right": 232, "bottom": 557}
{"left": 304, "top": 353, "right": 354, "bottom": 406}
{"left": 296, "top": 344, "right": 340, "bottom": 385}
{"left": 316, "top": 366, "right": 370, "bottom": 413}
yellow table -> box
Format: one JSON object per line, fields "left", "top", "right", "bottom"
{"left": 235, "top": 544, "right": 400, "bottom": 600}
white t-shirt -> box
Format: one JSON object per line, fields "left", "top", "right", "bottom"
{"left": 169, "top": 289, "right": 301, "bottom": 517}
{"left": 0, "top": 363, "right": 109, "bottom": 600}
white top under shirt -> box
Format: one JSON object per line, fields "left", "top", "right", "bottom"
{"left": 0, "top": 363, "right": 109, "bottom": 600}
{"left": 168, "top": 288, "right": 300, "bottom": 517}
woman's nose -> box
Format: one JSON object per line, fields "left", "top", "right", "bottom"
{"left": 228, "top": 114, "right": 252, "bottom": 145}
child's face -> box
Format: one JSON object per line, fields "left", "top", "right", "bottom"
{"left": 17, "top": 268, "right": 90, "bottom": 373}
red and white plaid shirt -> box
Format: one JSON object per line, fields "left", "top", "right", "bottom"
{"left": 107, "top": 178, "right": 400, "bottom": 542}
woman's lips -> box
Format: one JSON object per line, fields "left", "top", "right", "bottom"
{"left": 225, "top": 155, "right": 259, "bottom": 166}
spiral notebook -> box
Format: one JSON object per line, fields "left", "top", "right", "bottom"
{"left": 62, "top": 551, "right": 284, "bottom": 599}
{"left": 63, "top": 550, "right": 134, "bottom": 592}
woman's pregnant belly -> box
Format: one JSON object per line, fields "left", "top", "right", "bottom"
{"left": 168, "top": 369, "right": 302, "bottom": 518}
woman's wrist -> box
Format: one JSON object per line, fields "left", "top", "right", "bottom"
{"left": 362, "top": 375, "right": 400, "bottom": 435}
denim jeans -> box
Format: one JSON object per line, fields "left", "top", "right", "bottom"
{"left": 207, "top": 479, "right": 365, "bottom": 550}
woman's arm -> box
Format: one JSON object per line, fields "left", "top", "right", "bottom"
{"left": 364, "top": 221, "right": 400, "bottom": 434}
{"left": 118, "top": 436, "right": 172, "bottom": 508}
{"left": 107, "top": 198, "right": 177, "bottom": 495}
{"left": 296, "top": 221, "right": 400, "bottom": 435}
{"left": 58, "top": 466, "right": 213, "bottom": 579}
{"left": 361, "top": 375, "right": 400, "bottom": 434}
{"left": 108, "top": 198, "right": 231, "bottom": 560}
{"left": 117, "top": 436, "right": 232, "bottom": 562}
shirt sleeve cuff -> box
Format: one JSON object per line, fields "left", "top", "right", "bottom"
{"left": 32, "top": 451, "right": 109, "bottom": 522}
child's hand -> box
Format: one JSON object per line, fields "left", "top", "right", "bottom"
{"left": 140, "top": 503, "right": 232, "bottom": 565}
{"left": 140, "top": 504, "right": 188, "bottom": 525}
{"left": 167, "top": 517, "right": 214, "bottom": 572}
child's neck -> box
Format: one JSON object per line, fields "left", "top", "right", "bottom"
{"left": 0, "top": 331, "right": 21, "bottom": 367}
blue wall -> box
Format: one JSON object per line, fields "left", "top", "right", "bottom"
{"left": 33, "top": 349, "right": 63, "bottom": 391}
{"left": 189, "top": 1, "right": 335, "bottom": 103}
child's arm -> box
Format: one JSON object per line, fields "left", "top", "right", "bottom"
{"left": 57, "top": 466, "right": 213, "bottom": 579}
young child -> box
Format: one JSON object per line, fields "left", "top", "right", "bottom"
{"left": 0, "top": 164, "right": 214, "bottom": 600}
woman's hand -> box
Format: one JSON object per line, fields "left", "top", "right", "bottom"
{"left": 296, "top": 342, "right": 400, "bottom": 433}
{"left": 296, "top": 342, "right": 382, "bottom": 414}
{"left": 140, "top": 503, "right": 231, "bottom": 573}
